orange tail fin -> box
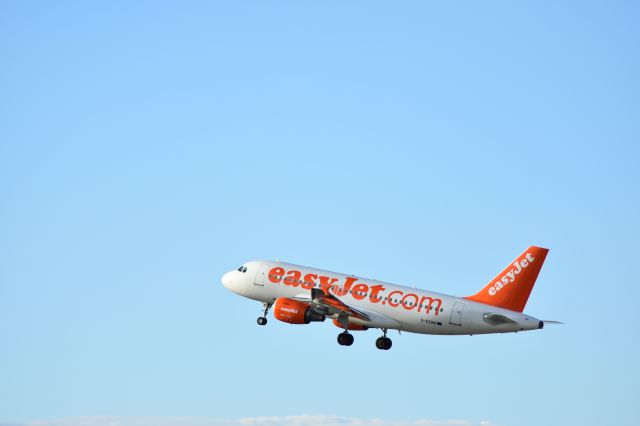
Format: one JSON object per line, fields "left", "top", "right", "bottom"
{"left": 465, "top": 246, "right": 549, "bottom": 312}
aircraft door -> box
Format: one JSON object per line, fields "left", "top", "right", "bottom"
{"left": 449, "top": 302, "right": 464, "bottom": 326}
{"left": 253, "top": 262, "right": 270, "bottom": 286}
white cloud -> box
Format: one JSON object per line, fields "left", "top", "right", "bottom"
{"left": 0, "top": 416, "right": 494, "bottom": 426}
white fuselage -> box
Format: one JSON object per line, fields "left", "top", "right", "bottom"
{"left": 222, "top": 260, "right": 543, "bottom": 335}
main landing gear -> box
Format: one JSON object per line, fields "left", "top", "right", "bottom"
{"left": 337, "top": 331, "right": 354, "bottom": 346}
{"left": 375, "top": 329, "right": 392, "bottom": 350}
{"left": 336, "top": 314, "right": 354, "bottom": 346}
{"left": 257, "top": 302, "right": 272, "bottom": 326}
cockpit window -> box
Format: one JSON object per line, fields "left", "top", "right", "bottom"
{"left": 237, "top": 266, "right": 248, "bottom": 273}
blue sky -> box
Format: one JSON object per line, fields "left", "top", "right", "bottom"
{"left": 1, "top": 1, "right": 639, "bottom": 426}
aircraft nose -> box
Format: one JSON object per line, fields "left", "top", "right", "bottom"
{"left": 221, "top": 271, "right": 234, "bottom": 289}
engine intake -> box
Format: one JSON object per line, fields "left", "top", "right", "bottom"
{"left": 274, "top": 298, "right": 326, "bottom": 324}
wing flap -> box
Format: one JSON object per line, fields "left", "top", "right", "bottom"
{"left": 311, "top": 288, "right": 369, "bottom": 320}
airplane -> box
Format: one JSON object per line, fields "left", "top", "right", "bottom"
{"left": 221, "top": 246, "right": 558, "bottom": 350}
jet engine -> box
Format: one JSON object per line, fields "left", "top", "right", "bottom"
{"left": 274, "top": 298, "right": 326, "bottom": 324}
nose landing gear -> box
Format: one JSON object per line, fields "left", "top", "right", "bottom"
{"left": 375, "top": 329, "right": 392, "bottom": 350}
{"left": 257, "top": 302, "right": 272, "bottom": 326}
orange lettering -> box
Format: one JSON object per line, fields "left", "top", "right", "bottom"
{"left": 319, "top": 275, "right": 339, "bottom": 293}
{"left": 387, "top": 290, "right": 403, "bottom": 307}
{"left": 419, "top": 296, "right": 442, "bottom": 315}
{"left": 301, "top": 273, "right": 317, "bottom": 289}
{"left": 351, "top": 283, "right": 369, "bottom": 300}
{"left": 268, "top": 267, "right": 285, "bottom": 283}
{"left": 284, "top": 270, "right": 301, "bottom": 287}
{"left": 401, "top": 293, "right": 418, "bottom": 310}
{"left": 369, "top": 285, "right": 385, "bottom": 303}
{"left": 334, "top": 277, "right": 358, "bottom": 296}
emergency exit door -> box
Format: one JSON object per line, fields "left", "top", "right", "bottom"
{"left": 449, "top": 302, "right": 464, "bottom": 326}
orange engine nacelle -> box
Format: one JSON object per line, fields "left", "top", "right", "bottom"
{"left": 274, "top": 298, "right": 326, "bottom": 324}
{"left": 332, "top": 319, "right": 368, "bottom": 331}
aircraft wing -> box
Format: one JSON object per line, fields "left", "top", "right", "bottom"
{"left": 291, "top": 289, "right": 370, "bottom": 319}
{"left": 310, "top": 288, "right": 369, "bottom": 320}
{"left": 292, "top": 289, "right": 400, "bottom": 329}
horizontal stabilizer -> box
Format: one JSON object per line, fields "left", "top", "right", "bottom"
{"left": 542, "top": 320, "right": 564, "bottom": 324}
{"left": 483, "top": 313, "right": 517, "bottom": 324}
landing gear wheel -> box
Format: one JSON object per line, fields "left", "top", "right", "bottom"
{"left": 337, "top": 332, "right": 354, "bottom": 346}
{"left": 345, "top": 333, "right": 354, "bottom": 346}
{"left": 256, "top": 302, "right": 272, "bottom": 326}
{"left": 383, "top": 337, "right": 392, "bottom": 350}
{"left": 375, "top": 336, "right": 392, "bottom": 350}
